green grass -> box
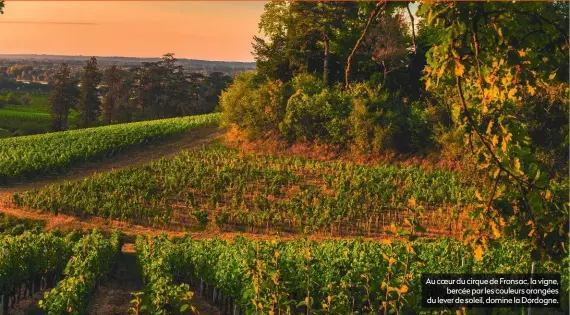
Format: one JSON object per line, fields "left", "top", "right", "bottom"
{"left": 0, "top": 92, "right": 55, "bottom": 135}
{"left": 3, "top": 92, "right": 51, "bottom": 111}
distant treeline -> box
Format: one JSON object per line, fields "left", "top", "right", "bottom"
{"left": 0, "top": 54, "right": 255, "bottom": 83}
{"left": 49, "top": 54, "right": 233, "bottom": 130}
{"left": 0, "top": 79, "right": 52, "bottom": 93}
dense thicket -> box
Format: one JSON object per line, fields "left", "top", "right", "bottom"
{"left": 221, "top": 1, "right": 569, "bottom": 260}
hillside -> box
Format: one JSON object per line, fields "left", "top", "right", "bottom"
{"left": 0, "top": 1, "right": 567, "bottom": 315}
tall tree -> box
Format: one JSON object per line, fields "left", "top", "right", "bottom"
{"left": 77, "top": 57, "right": 102, "bottom": 127}
{"left": 419, "top": 1, "right": 569, "bottom": 260}
{"left": 253, "top": 2, "right": 363, "bottom": 85}
{"left": 101, "top": 65, "right": 121, "bottom": 125}
{"left": 50, "top": 64, "right": 78, "bottom": 131}
{"left": 363, "top": 11, "right": 410, "bottom": 87}
{"left": 202, "top": 72, "right": 232, "bottom": 113}
{"left": 114, "top": 68, "right": 137, "bottom": 123}
{"left": 132, "top": 53, "right": 192, "bottom": 119}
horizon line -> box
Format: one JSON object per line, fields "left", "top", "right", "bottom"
{"left": 3, "top": 0, "right": 559, "bottom": 2}
{"left": 0, "top": 53, "right": 257, "bottom": 64}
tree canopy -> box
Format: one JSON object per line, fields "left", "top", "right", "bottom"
{"left": 221, "top": 0, "right": 569, "bottom": 260}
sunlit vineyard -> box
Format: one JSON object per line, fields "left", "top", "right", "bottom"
{"left": 14, "top": 144, "right": 477, "bottom": 236}
{"left": 0, "top": 229, "right": 121, "bottom": 315}
{"left": 0, "top": 113, "right": 219, "bottom": 184}
{"left": 131, "top": 235, "right": 568, "bottom": 315}
{"left": 0, "top": 213, "right": 44, "bottom": 235}
{"left": 131, "top": 235, "right": 195, "bottom": 315}
{"left": 39, "top": 230, "right": 121, "bottom": 314}
{"left": 0, "top": 232, "right": 73, "bottom": 314}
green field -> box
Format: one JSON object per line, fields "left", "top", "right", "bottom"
{"left": 0, "top": 92, "right": 77, "bottom": 136}
{"left": 14, "top": 143, "right": 476, "bottom": 234}
{"left": 133, "top": 235, "right": 568, "bottom": 314}
{"left": 0, "top": 229, "right": 121, "bottom": 315}
{"left": 0, "top": 109, "right": 52, "bottom": 135}
{"left": 0, "top": 113, "right": 220, "bottom": 184}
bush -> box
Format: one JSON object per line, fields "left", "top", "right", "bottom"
{"left": 15, "top": 122, "right": 48, "bottom": 136}
{"left": 5, "top": 93, "right": 22, "bottom": 105}
{"left": 347, "top": 82, "right": 435, "bottom": 154}
{"left": 21, "top": 94, "right": 33, "bottom": 105}
{"left": 220, "top": 72, "right": 435, "bottom": 154}
{"left": 220, "top": 72, "right": 291, "bottom": 137}
{"left": 279, "top": 74, "right": 351, "bottom": 144}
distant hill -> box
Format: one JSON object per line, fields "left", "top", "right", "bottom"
{"left": 0, "top": 54, "right": 256, "bottom": 72}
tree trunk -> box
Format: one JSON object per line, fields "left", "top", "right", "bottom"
{"left": 406, "top": 2, "right": 417, "bottom": 54}
{"left": 323, "top": 34, "right": 330, "bottom": 86}
{"left": 345, "top": 0, "right": 387, "bottom": 89}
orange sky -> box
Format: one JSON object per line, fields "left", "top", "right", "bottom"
{"left": 0, "top": 1, "right": 267, "bottom": 62}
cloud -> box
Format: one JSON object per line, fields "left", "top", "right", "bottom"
{"left": 0, "top": 21, "right": 98, "bottom": 25}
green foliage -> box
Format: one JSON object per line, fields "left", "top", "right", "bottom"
{"left": 39, "top": 230, "right": 121, "bottom": 315}
{"left": 0, "top": 113, "right": 219, "bottom": 184}
{"left": 253, "top": 2, "right": 410, "bottom": 87}
{"left": 0, "top": 213, "right": 44, "bottom": 235}
{"left": 77, "top": 57, "right": 102, "bottom": 128}
{"left": 0, "top": 93, "right": 22, "bottom": 108}
{"left": 347, "top": 83, "right": 427, "bottom": 153}
{"left": 220, "top": 72, "right": 290, "bottom": 137}
{"left": 223, "top": 72, "right": 435, "bottom": 152}
{"left": 14, "top": 145, "right": 475, "bottom": 232}
{"left": 130, "top": 235, "right": 195, "bottom": 315}
{"left": 0, "top": 232, "right": 74, "bottom": 314}
{"left": 0, "top": 128, "right": 11, "bottom": 138}
{"left": 140, "top": 236, "right": 568, "bottom": 314}
{"left": 50, "top": 63, "right": 79, "bottom": 131}
{"left": 280, "top": 74, "right": 351, "bottom": 144}
{"left": 0, "top": 109, "right": 51, "bottom": 134}
{"left": 418, "top": 1, "right": 569, "bottom": 260}
{"left": 4, "top": 93, "right": 21, "bottom": 105}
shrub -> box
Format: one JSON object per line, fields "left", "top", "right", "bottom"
{"left": 347, "top": 83, "right": 435, "bottom": 154}
{"left": 220, "top": 72, "right": 435, "bottom": 154}
{"left": 220, "top": 72, "right": 290, "bottom": 137}
{"left": 21, "top": 94, "right": 33, "bottom": 105}
{"left": 279, "top": 74, "right": 350, "bottom": 144}
{"left": 5, "top": 93, "right": 22, "bottom": 105}
{"left": 347, "top": 83, "right": 401, "bottom": 153}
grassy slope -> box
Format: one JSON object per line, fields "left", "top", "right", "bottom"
{"left": 0, "top": 92, "right": 78, "bottom": 135}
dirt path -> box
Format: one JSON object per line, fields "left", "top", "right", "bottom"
{"left": 87, "top": 244, "right": 142, "bottom": 315}
{"left": 86, "top": 243, "right": 221, "bottom": 315}
{"left": 0, "top": 122, "right": 452, "bottom": 241}
{"left": 0, "top": 125, "right": 223, "bottom": 198}
{"left": 0, "top": 202, "right": 430, "bottom": 242}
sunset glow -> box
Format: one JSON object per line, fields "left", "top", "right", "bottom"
{"left": 0, "top": 1, "right": 266, "bottom": 61}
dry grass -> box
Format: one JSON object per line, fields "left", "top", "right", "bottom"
{"left": 223, "top": 128, "right": 468, "bottom": 172}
